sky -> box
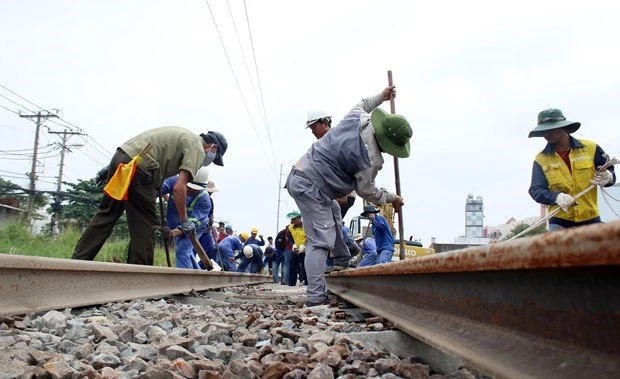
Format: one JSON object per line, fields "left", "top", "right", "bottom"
{"left": 1, "top": 0, "right": 619, "bottom": 245}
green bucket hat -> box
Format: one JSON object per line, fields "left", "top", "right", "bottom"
{"left": 286, "top": 211, "right": 301, "bottom": 219}
{"left": 528, "top": 108, "right": 581, "bottom": 138}
{"left": 370, "top": 108, "right": 412, "bottom": 158}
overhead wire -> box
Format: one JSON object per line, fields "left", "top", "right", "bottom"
{"left": 243, "top": 0, "right": 276, "bottom": 161}
{"left": 230, "top": 0, "right": 278, "bottom": 173}
{"left": 205, "top": 0, "right": 277, "bottom": 177}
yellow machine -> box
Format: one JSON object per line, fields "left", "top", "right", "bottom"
{"left": 348, "top": 202, "right": 435, "bottom": 259}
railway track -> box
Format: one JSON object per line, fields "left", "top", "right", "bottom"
{"left": 1, "top": 220, "right": 619, "bottom": 378}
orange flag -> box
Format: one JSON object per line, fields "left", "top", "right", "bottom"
{"left": 103, "top": 156, "right": 143, "bottom": 200}
{"left": 103, "top": 143, "right": 152, "bottom": 201}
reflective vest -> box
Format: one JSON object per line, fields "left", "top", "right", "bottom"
{"left": 287, "top": 224, "right": 307, "bottom": 247}
{"left": 534, "top": 139, "right": 599, "bottom": 222}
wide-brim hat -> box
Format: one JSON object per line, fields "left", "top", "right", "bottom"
{"left": 200, "top": 131, "right": 228, "bottom": 166}
{"left": 206, "top": 180, "right": 220, "bottom": 193}
{"left": 528, "top": 108, "right": 581, "bottom": 138}
{"left": 353, "top": 233, "right": 364, "bottom": 241}
{"left": 360, "top": 204, "right": 380, "bottom": 217}
{"left": 286, "top": 211, "right": 301, "bottom": 219}
{"left": 370, "top": 108, "right": 412, "bottom": 158}
{"left": 187, "top": 181, "right": 207, "bottom": 190}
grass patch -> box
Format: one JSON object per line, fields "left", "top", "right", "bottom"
{"left": 0, "top": 223, "right": 173, "bottom": 266}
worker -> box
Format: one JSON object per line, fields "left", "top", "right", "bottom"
{"left": 528, "top": 108, "right": 616, "bottom": 230}
{"left": 237, "top": 244, "right": 265, "bottom": 274}
{"left": 360, "top": 205, "right": 394, "bottom": 264}
{"left": 354, "top": 233, "right": 378, "bottom": 267}
{"left": 160, "top": 167, "right": 211, "bottom": 269}
{"left": 262, "top": 246, "right": 282, "bottom": 283}
{"left": 287, "top": 86, "right": 409, "bottom": 306}
{"left": 72, "top": 127, "right": 227, "bottom": 265}
{"left": 218, "top": 232, "right": 247, "bottom": 272}
{"left": 306, "top": 109, "right": 357, "bottom": 218}
{"left": 285, "top": 211, "right": 307, "bottom": 286}
{"left": 198, "top": 180, "right": 220, "bottom": 262}
{"left": 225, "top": 224, "right": 234, "bottom": 236}
{"left": 244, "top": 227, "right": 265, "bottom": 246}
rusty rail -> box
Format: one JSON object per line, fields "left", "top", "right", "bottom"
{"left": 0, "top": 255, "right": 270, "bottom": 317}
{"left": 326, "top": 220, "right": 620, "bottom": 378}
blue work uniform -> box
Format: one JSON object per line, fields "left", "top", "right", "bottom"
{"left": 218, "top": 235, "right": 243, "bottom": 272}
{"left": 162, "top": 175, "right": 212, "bottom": 269}
{"left": 358, "top": 237, "right": 378, "bottom": 267}
{"left": 244, "top": 236, "right": 265, "bottom": 246}
{"left": 237, "top": 244, "right": 264, "bottom": 273}
{"left": 372, "top": 215, "right": 394, "bottom": 264}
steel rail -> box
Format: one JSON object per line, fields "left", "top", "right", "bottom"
{"left": 0, "top": 255, "right": 269, "bottom": 317}
{"left": 326, "top": 220, "right": 620, "bottom": 379}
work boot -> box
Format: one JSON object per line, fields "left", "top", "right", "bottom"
{"left": 324, "top": 265, "right": 348, "bottom": 274}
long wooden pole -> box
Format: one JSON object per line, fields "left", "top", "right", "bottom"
{"left": 388, "top": 70, "right": 406, "bottom": 261}
{"left": 158, "top": 191, "right": 172, "bottom": 267}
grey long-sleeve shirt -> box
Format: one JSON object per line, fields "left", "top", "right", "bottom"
{"left": 349, "top": 94, "right": 397, "bottom": 204}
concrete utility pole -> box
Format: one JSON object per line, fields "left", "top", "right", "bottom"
{"left": 276, "top": 163, "right": 286, "bottom": 232}
{"left": 19, "top": 111, "right": 58, "bottom": 225}
{"left": 48, "top": 129, "right": 84, "bottom": 235}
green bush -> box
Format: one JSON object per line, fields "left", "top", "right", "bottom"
{"left": 0, "top": 223, "right": 172, "bottom": 266}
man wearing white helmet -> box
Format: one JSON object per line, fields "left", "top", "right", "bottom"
{"left": 159, "top": 167, "right": 212, "bottom": 269}
{"left": 237, "top": 244, "right": 265, "bottom": 274}
{"left": 288, "top": 86, "right": 409, "bottom": 306}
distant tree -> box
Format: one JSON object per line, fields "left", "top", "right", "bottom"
{"left": 50, "top": 175, "right": 128, "bottom": 239}
{"left": 0, "top": 177, "right": 47, "bottom": 211}
{"left": 502, "top": 222, "right": 547, "bottom": 240}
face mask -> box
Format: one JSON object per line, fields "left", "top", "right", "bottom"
{"left": 203, "top": 151, "right": 216, "bottom": 166}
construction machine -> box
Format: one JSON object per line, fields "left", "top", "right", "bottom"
{"left": 349, "top": 202, "right": 435, "bottom": 259}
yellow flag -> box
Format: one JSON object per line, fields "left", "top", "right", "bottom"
{"left": 103, "top": 156, "right": 143, "bottom": 201}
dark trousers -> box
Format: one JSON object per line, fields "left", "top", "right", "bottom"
{"left": 72, "top": 149, "right": 157, "bottom": 265}
{"left": 288, "top": 252, "right": 307, "bottom": 286}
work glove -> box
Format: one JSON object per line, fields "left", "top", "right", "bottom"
{"left": 298, "top": 244, "right": 306, "bottom": 253}
{"left": 292, "top": 244, "right": 298, "bottom": 252}
{"left": 555, "top": 193, "right": 576, "bottom": 212}
{"left": 590, "top": 170, "right": 613, "bottom": 187}
{"left": 160, "top": 226, "right": 172, "bottom": 240}
{"left": 180, "top": 219, "right": 196, "bottom": 235}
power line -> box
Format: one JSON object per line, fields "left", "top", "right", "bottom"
{"left": 0, "top": 124, "right": 33, "bottom": 133}
{"left": 205, "top": 0, "right": 277, "bottom": 177}
{"left": 0, "top": 83, "right": 45, "bottom": 110}
{"left": 226, "top": 0, "right": 265, "bottom": 123}
{"left": 0, "top": 93, "right": 35, "bottom": 113}
{"left": 243, "top": 0, "right": 276, "bottom": 164}
{"left": 0, "top": 103, "right": 22, "bottom": 116}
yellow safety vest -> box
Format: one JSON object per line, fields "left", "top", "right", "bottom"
{"left": 534, "top": 139, "right": 599, "bottom": 222}
{"left": 287, "top": 224, "right": 307, "bottom": 247}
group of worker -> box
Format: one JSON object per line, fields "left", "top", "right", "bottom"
{"left": 70, "top": 83, "right": 616, "bottom": 307}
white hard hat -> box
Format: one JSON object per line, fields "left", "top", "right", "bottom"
{"left": 243, "top": 245, "right": 254, "bottom": 258}
{"left": 306, "top": 109, "right": 331, "bottom": 128}
{"left": 187, "top": 167, "right": 210, "bottom": 190}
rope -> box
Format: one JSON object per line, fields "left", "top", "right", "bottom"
{"left": 601, "top": 187, "right": 620, "bottom": 218}
{"left": 509, "top": 155, "right": 619, "bottom": 240}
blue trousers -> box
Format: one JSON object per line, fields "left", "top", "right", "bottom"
{"left": 271, "top": 259, "right": 282, "bottom": 283}
{"left": 377, "top": 249, "right": 394, "bottom": 264}
{"left": 358, "top": 252, "right": 378, "bottom": 267}
{"left": 198, "top": 231, "right": 217, "bottom": 261}
{"left": 283, "top": 250, "right": 295, "bottom": 285}
{"left": 219, "top": 247, "right": 237, "bottom": 272}
{"left": 174, "top": 231, "right": 203, "bottom": 270}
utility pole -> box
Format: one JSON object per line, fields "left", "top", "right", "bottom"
{"left": 276, "top": 164, "right": 287, "bottom": 232}
{"left": 19, "top": 111, "right": 58, "bottom": 225}
{"left": 48, "top": 129, "right": 84, "bottom": 235}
